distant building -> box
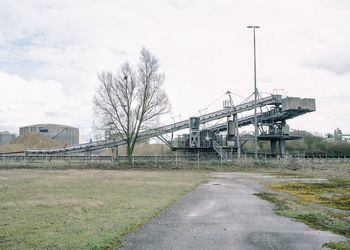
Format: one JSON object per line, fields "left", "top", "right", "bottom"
{"left": 334, "top": 128, "right": 350, "bottom": 143}
{"left": 0, "top": 131, "right": 16, "bottom": 145}
{"left": 19, "top": 124, "right": 79, "bottom": 145}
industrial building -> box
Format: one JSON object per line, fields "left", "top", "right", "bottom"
{"left": 19, "top": 124, "right": 79, "bottom": 145}
{"left": 0, "top": 131, "right": 16, "bottom": 145}
{"left": 334, "top": 128, "right": 350, "bottom": 142}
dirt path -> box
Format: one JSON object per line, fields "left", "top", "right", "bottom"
{"left": 117, "top": 172, "right": 345, "bottom": 250}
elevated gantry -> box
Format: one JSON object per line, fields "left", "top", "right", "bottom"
{"left": 172, "top": 95, "right": 316, "bottom": 158}
{"left": 256, "top": 97, "right": 315, "bottom": 155}
{"left": 24, "top": 93, "right": 315, "bottom": 159}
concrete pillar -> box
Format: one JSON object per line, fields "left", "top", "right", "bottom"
{"left": 279, "top": 140, "right": 286, "bottom": 156}
{"left": 270, "top": 140, "right": 277, "bottom": 155}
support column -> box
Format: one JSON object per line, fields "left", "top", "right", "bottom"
{"left": 190, "top": 130, "right": 200, "bottom": 147}
{"left": 270, "top": 140, "right": 277, "bottom": 155}
{"left": 189, "top": 117, "right": 200, "bottom": 148}
{"left": 227, "top": 119, "right": 235, "bottom": 141}
{"left": 279, "top": 140, "right": 286, "bottom": 156}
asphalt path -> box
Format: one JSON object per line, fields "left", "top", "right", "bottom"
{"left": 117, "top": 172, "right": 345, "bottom": 250}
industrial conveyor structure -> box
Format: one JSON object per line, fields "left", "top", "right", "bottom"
{"left": 24, "top": 93, "right": 316, "bottom": 158}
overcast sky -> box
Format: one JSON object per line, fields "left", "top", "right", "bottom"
{"left": 1, "top": 0, "right": 349, "bottom": 142}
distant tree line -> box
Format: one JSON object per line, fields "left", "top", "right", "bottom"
{"left": 286, "top": 132, "right": 350, "bottom": 156}
{"left": 243, "top": 132, "right": 350, "bottom": 156}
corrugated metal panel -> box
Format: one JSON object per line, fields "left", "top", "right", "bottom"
{"left": 227, "top": 120, "right": 235, "bottom": 135}
{"left": 282, "top": 97, "right": 301, "bottom": 111}
{"left": 301, "top": 98, "right": 316, "bottom": 111}
{"left": 189, "top": 117, "right": 200, "bottom": 130}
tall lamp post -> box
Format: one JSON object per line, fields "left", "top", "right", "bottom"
{"left": 247, "top": 25, "right": 260, "bottom": 160}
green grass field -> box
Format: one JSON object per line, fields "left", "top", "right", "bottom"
{"left": 0, "top": 169, "right": 208, "bottom": 249}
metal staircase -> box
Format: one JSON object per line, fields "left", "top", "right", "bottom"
{"left": 212, "top": 141, "right": 229, "bottom": 161}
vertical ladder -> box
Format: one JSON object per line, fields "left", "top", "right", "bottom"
{"left": 212, "top": 141, "right": 228, "bottom": 161}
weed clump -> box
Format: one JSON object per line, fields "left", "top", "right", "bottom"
{"left": 256, "top": 178, "right": 350, "bottom": 250}
{"left": 323, "top": 240, "right": 350, "bottom": 250}
{"left": 271, "top": 179, "right": 350, "bottom": 210}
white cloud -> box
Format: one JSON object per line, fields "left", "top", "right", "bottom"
{"left": 0, "top": 71, "right": 92, "bottom": 140}
{"left": 0, "top": 0, "right": 349, "bottom": 138}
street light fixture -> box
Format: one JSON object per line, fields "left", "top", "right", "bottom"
{"left": 247, "top": 25, "right": 260, "bottom": 161}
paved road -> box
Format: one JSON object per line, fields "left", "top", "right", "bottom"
{"left": 117, "top": 172, "right": 345, "bottom": 250}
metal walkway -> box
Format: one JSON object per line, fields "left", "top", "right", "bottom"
{"left": 25, "top": 95, "right": 282, "bottom": 155}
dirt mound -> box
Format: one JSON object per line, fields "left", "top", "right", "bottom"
{"left": 0, "top": 133, "right": 64, "bottom": 153}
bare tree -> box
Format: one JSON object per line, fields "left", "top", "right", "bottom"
{"left": 94, "top": 48, "right": 171, "bottom": 163}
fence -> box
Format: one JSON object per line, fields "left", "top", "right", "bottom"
{"left": 1, "top": 152, "right": 350, "bottom": 169}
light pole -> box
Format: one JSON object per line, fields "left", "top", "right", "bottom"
{"left": 247, "top": 25, "right": 260, "bottom": 160}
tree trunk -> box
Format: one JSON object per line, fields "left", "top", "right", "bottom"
{"left": 126, "top": 143, "right": 132, "bottom": 164}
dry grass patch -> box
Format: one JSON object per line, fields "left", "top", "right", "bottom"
{"left": 0, "top": 169, "right": 208, "bottom": 249}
